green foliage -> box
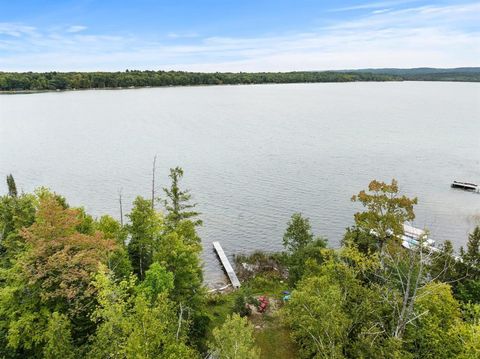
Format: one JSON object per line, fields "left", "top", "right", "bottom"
{"left": 458, "top": 226, "right": 480, "bottom": 304}
{"left": 404, "top": 283, "right": 463, "bottom": 358}
{"left": 163, "top": 167, "right": 201, "bottom": 227}
{"left": 351, "top": 179, "right": 417, "bottom": 256}
{"left": 286, "top": 272, "right": 351, "bottom": 358}
{"left": 88, "top": 268, "right": 136, "bottom": 357}
{"left": 96, "top": 214, "right": 127, "bottom": 245}
{"left": 209, "top": 313, "right": 260, "bottom": 359}
{"left": 96, "top": 215, "right": 132, "bottom": 280}
{"left": 0, "top": 176, "right": 478, "bottom": 358}
{"left": 0, "top": 194, "right": 116, "bottom": 354}
{"left": 0, "top": 190, "right": 36, "bottom": 267}
{"left": 155, "top": 220, "right": 204, "bottom": 306}
{"left": 430, "top": 227, "right": 480, "bottom": 304}
{"left": 0, "top": 70, "right": 403, "bottom": 92}
{"left": 34, "top": 187, "right": 69, "bottom": 209}
{"left": 282, "top": 213, "right": 327, "bottom": 285}
{"left": 462, "top": 226, "right": 480, "bottom": 268}
{"left": 428, "top": 240, "right": 458, "bottom": 283}
{"left": 89, "top": 267, "right": 198, "bottom": 359}
{"left": 288, "top": 238, "right": 328, "bottom": 285}
{"left": 283, "top": 213, "right": 314, "bottom": 252}
{"left": 43, "top": 312, "right": 75, "bottom": 359}
{"left": 342, "top": 226, "right": 378, "bottom": 255}
{"left": 6, "top": 174, "right": 17, "bottom": 197}
{"left": 233, "top": 287, "right": 256, "bottom": 317}
{"left": 137, "top": 262, "right": 174, "bottom": 302}
{"left": 126, "top": 196, "right": 162, "bottom": 280}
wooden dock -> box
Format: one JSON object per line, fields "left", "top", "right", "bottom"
{"left": 451, "top": 181, "right": 479, "bottom": 192}
{"left": 212, "top": 241, "right": 241, "bottom": 289}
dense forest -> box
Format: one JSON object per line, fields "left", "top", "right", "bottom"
{"left": 0, "top": 68, "right": 478, "bottom": 92}
{"left": 0, "top": 172, "right": 479, "bottom": 358}
{"left": 0, "top": 71, "right": 400, "bottom": 91}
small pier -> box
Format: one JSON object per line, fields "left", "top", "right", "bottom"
{"left": 212, "top": 241, "right": 241, "bottom": 289}
{"left": 451, "top": 181, "right": 479, "bottom": 192}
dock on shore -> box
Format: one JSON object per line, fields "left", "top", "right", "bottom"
{"left": 212, "top": 241, "right": 241, "bottom": 289}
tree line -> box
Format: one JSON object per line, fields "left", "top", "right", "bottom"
{"left": 0, "top": 168, "right": 212, "bottom": 358}
{"left": 0, "top": 71, "right": 400, "bottom": 91}
{"left": 0, "top": 174, "right": 479, "bottom": 358}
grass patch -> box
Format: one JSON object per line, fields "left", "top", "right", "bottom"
{"left": 255, "top": 323, "right": 297, "bottom": 359}
{"left": 242, "top": 273, "right": 291, "bottom": 297}
{"left": 204, "top": 274, "right": 298, "bottom": 358}
{"left": 205, "top": 291, "right": 236, "bottom": 341}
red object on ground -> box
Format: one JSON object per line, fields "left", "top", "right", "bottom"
{"left": 257, "top": 296, "right": 269, "bottom": 313}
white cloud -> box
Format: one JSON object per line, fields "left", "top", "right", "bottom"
{"left": 167, "top": 32, "right": 199, "bottom": 39}
{"left": 372, "top": 9, "right": 392, "bottom": 14}
{"left": 66, "top": 25, "right": 87, "bottom": 33}
{"left": 0, "top": 23, "right": 37, "bottom": 37}
{"left": 331, "top": 0, "right": 419, "bottom": 12}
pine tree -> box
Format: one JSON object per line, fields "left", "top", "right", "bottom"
{"left": 163, "top": 167, "right": 201, "bottom": 228}
{"left": 6, "top": 174, "right": 17, "bottom": 197}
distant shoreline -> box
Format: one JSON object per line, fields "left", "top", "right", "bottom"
{"left": 0, "top": 68, "right": 477, "bottom": 94}
{"left": 0, "top": 80, "right": 404, "bottom": 95}
{"left": 2, "top": 78, "right": 480, "bottom": 95}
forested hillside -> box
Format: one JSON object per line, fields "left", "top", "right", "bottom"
{"left": 350, "top": 67, "right": 480, "bottom": 82}
{"left": 0, "top": 174, "right": 479, "bottom": 358}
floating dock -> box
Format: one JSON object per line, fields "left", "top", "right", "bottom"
{"left": 451, "top": 181, "right": 479, "bottom": 192}
{"left": 212, "top": 241, "right": 241, "bottom": 289}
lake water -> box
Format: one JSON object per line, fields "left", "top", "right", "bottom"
{"left": 1, "top": 82, "right": 479, "bottom": 284}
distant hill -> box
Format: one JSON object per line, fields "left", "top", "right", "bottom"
{"left": 343, "top": 67, "right": 480, "bottom": 81}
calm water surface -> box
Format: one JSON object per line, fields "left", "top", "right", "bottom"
{"left": 1, "top": 82, "right": 479, "bottom": 284}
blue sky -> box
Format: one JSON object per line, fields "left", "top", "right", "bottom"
{"left": 0, "top": 0, "right": 479, "bottom": 71}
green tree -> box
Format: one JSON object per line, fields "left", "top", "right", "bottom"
{"left": 285, "top": 272, "right": 350, "bottom": 358}
{"left": 0, "top": 190, "right": 36, "bottom": 267}
{"left": 283, "top": 213, "right": 314, "bottom": 252}
{"left": 96, "top": 215, "right": 132, "bottom": 280}
{"left": 282, "top": 213, "right": 327, "bottom": 284}
{"left": 96, "top": 214, "right": 127, "bottom": 245}
{"left": 127, "top": 196, "right": 162, "bottom": 280}
{"left": 89, "top": 266, "right": 197, "bottom": 359}
{"left": 0, "top": 194, "right": 115, "bottom": 354}
{"left": 74, "top": 207, "right": 96, "bottom": 235}
{"left": 429, "top": 240, "right": 458, "bottom": 283}
{"left": 461, "top": 226, "right": 480, "bottom": 270}
{"left": 6, "top": 174, "right": 17, "bottom": 197}
{"left": 456, "top": 227, "right": 480, "bottom": 303}
{"left": 155, "top": 221, "right": 204, "bottom": 307}
{"left": 209, "top": 314, "right": 260, "bottom": 359}
{"left": 138, "top": 262, "right": 174, "bottom": 302}
{"left": 351, "top": 179, "right": 417, "bottom": 260}
{"left": 154, "top": 219, "right": 209, "bottom": 349}
{"left": 163, "top": 167, "right": 201, "bottom": 227}
{"left": 43, "top": 312, "right": 75, "bottom": 359}
{"left": 404, "top": 283, "right": 463, "bottom": 358}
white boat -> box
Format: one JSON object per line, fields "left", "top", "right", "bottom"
{"left": 401, "top": 224, "right": 438, "bottom": 252}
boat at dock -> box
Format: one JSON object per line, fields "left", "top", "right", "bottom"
{"left": 451, "top": 181, "right": 479, "bottom": 192}
{"left": 401, "top": 224, "right": 438, "bottom": 252}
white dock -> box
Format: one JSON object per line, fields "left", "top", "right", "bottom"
{"left": 212, "top": 241, "right": 241, "bottom": 288}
